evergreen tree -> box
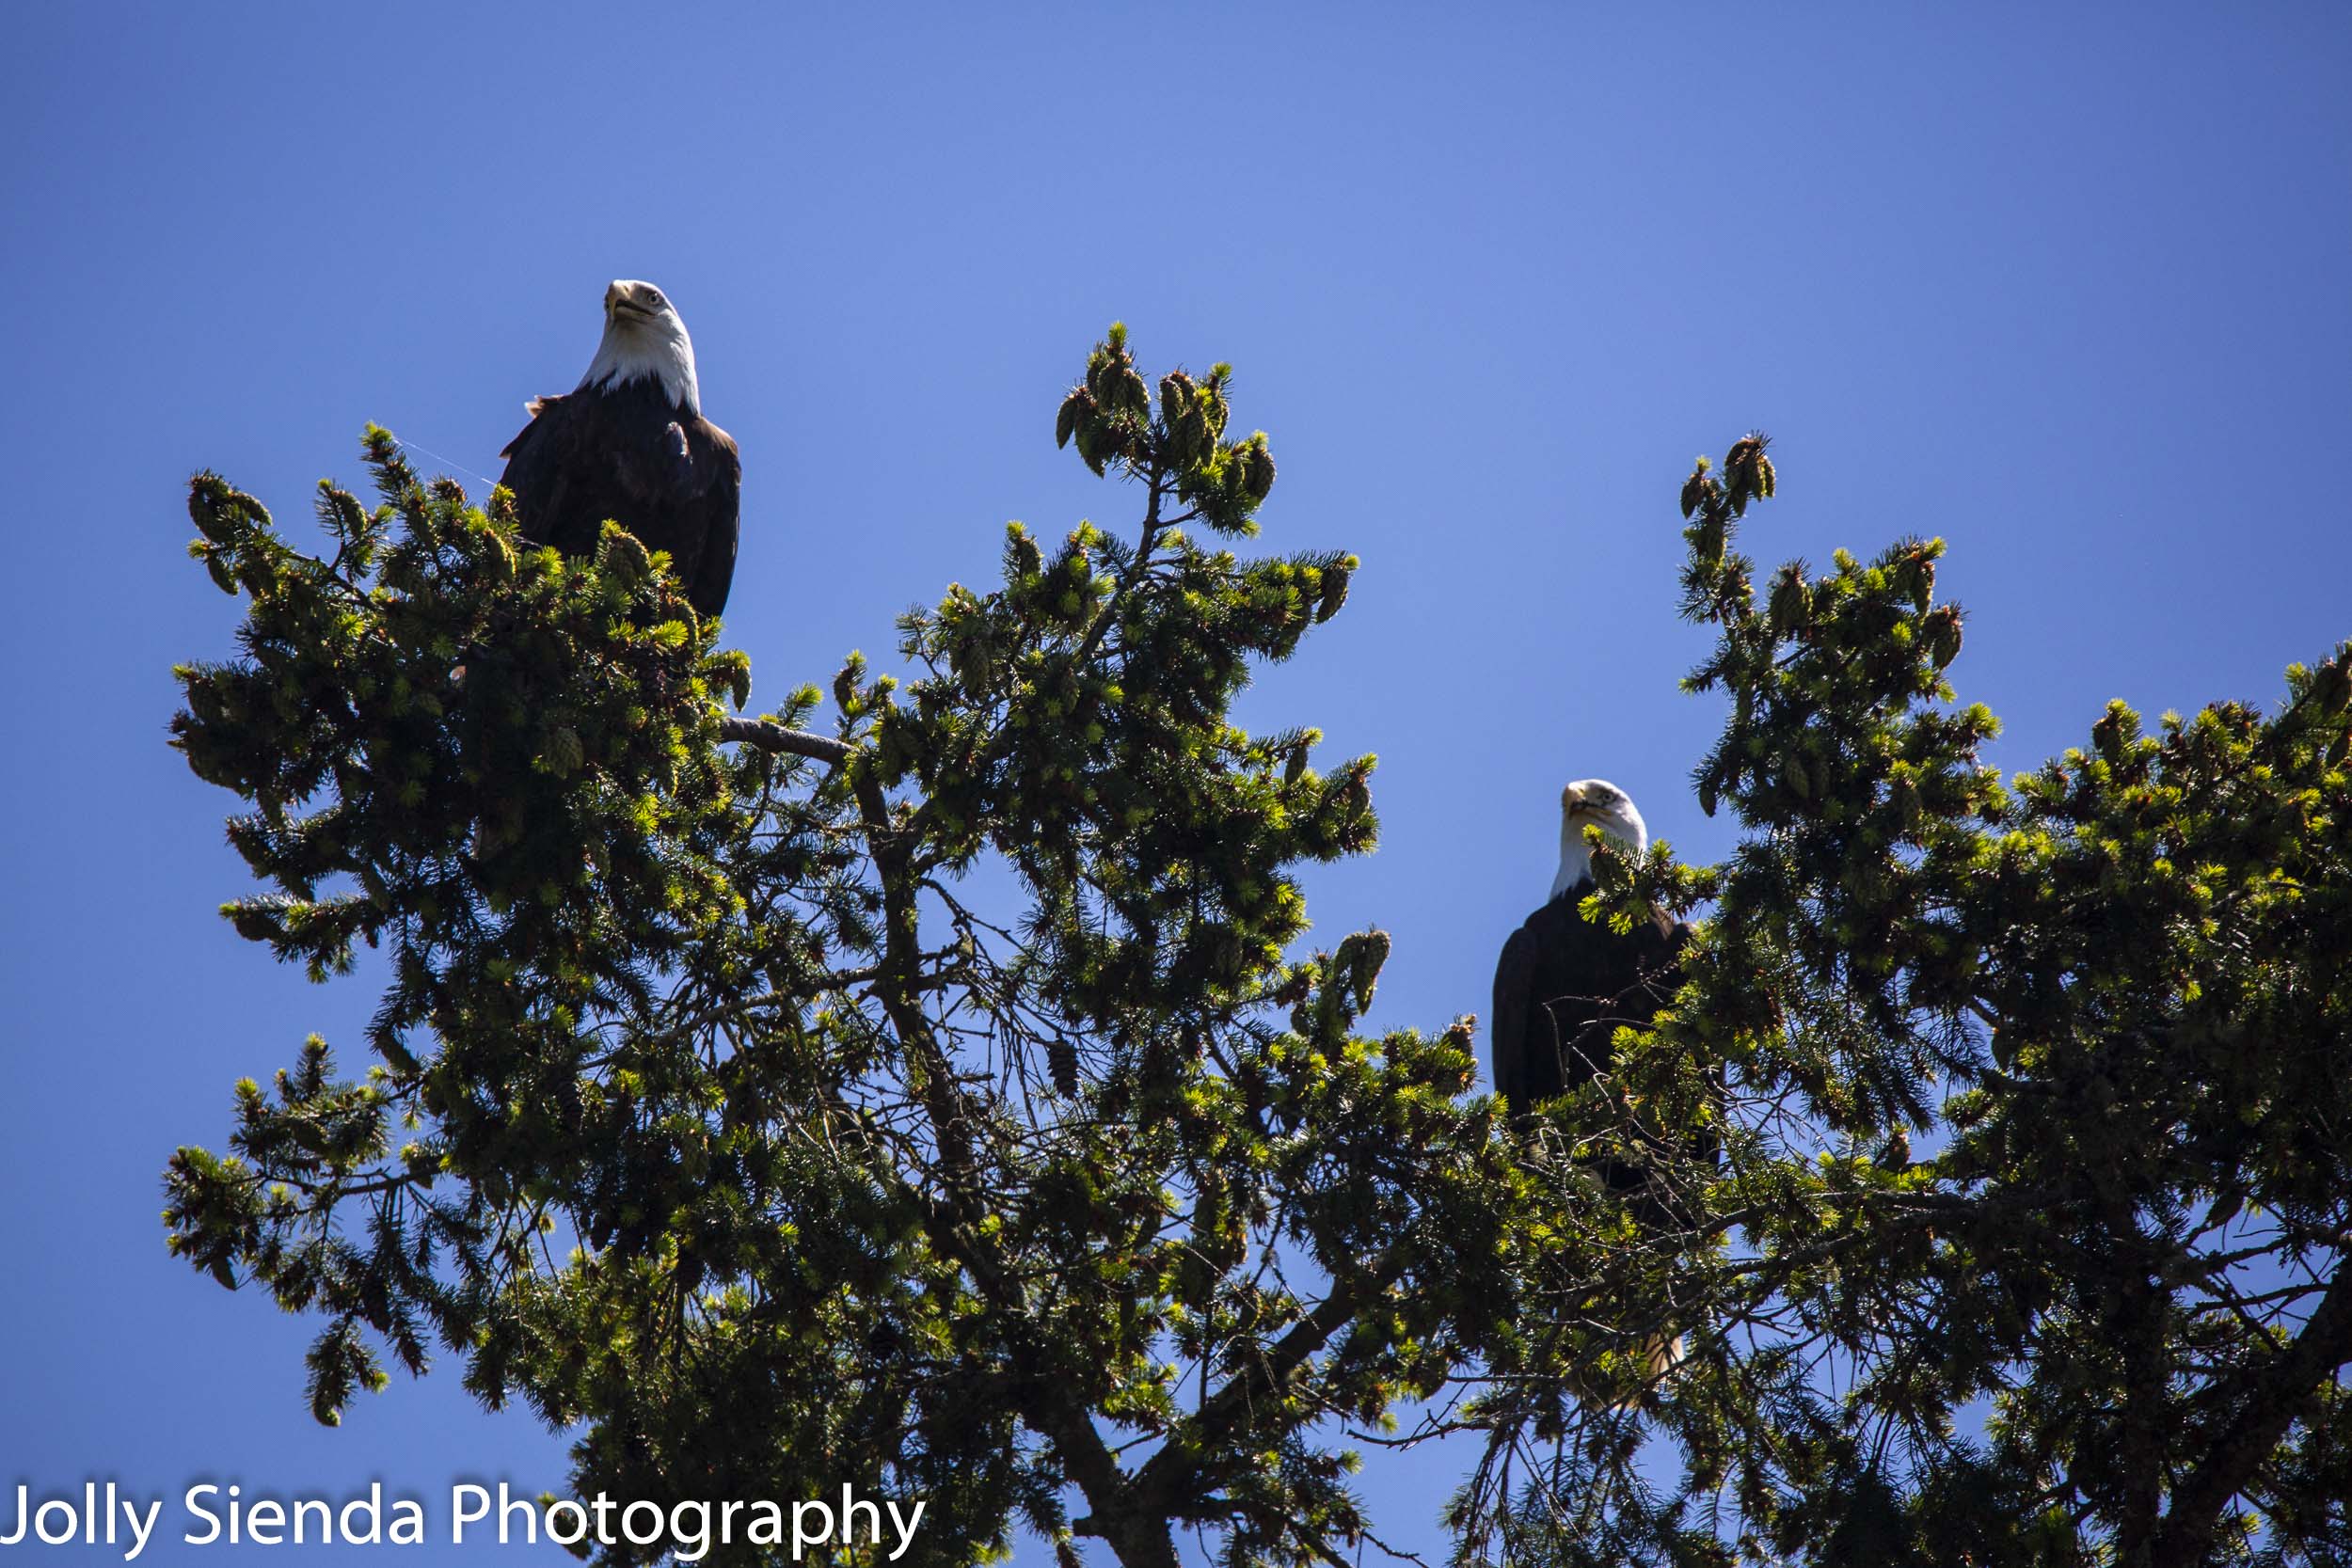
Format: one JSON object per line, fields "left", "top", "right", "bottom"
{"left": 166, "top": 328, "right": 1531, "bottom": 1568}
{"left": 1451, "top": 438, "right": 2352, "bottom": 1566}
{"left": 166, "top": 330, "right": 2352, "bottom": 1566}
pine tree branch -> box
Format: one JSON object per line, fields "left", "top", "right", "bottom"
{"left": 2149, "top": 1248, "right": 2352, "bottom": 1567}
{"left": 1071, "top": 465, "right": 1165, "bottom": 670}
{"left": 818, "top": 729, "right": 1181, "bottom": 1567}
{"left": 842, "top": 756, "right": 1176, "bottom": 1566}
{"left": 717, "top": 717, "right": 851, "bottom": 767}
{"left": 1131, "top": 1242, "right": 1411, "bottom": 1514}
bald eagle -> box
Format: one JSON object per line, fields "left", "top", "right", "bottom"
{"left": 499, "top": 280, "right": 740, "bottom": 618}
{"left": 1491, "top": 779, "right": 1688, "bottom": 1114}
{"left": 1493, "top": 778, "right": 1699, "bottom": 1402}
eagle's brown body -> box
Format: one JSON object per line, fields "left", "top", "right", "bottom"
{"left": 1492, "top": 778, "right": 1706, "bottom": 1403}
{"left": 1490, "top": 891, "right": 1687, "bottom": 1111}
{"left": 499, "top": 376, "right": 740, "bottom": 618}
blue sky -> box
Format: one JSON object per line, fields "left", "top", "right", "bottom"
{"left": 3, "top": 3, "right": 2346, "bottom": 1561}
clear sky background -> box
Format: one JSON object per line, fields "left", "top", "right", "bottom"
{"left": 3, "top": 4, "right": 2347, "bottom": 1562}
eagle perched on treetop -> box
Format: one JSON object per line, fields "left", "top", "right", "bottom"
{"left": 1492, "top": 777, "right": 1699, "bottom": 1401}
{"left": 498, "top": 280, "right": 740, "bottom": 618}
{"left": 1490, "top": 779, "right": 1689, "bottom": 1113}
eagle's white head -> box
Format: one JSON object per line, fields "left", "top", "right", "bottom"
{"left": 579, "top": 278, "right": 701, "bottom": 415}
{"left": 1550, "top": 778, "right": 1647, "bottom": 899}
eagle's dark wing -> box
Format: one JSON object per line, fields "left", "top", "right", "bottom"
{"left": 1576, "top": 910, "right": 1685, "bottom": 1077}
{"left": 1502, "top": 898, "right": 1706, "bottom": 1404}
{"left": 679, "top": 416, "right": 739, "bottom": 618}
{"left": 1493, "top": 898, "right": 1689, "bottom": 1113}
{"left": 1491, "top": 921, "right": 1544, "bottom": 1108}
{"left": 497, "top": 388, "right": 742, "bottom": 619}
{"left": 499, "top": 392, "right": 589, "bottom": 551}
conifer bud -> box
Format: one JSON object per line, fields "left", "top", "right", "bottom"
{"left": 2311, "top": 654, "right": 2352, "bottom": 715}
{"left": 2091, "top": 701, "right": 2137, "bottom": 764}
{"left": 1159, "top": 370, "right": 1195, "bottom": 425}
{"left": 1692, "top": 515, "right": 1726, "bottom": 564}
{"left": 1239, "top": 434, "right": 1276, "bottom": 502}
{"left": 1439, "top": 1021, "right": 1477, "bottom": 1090}
{"left": 543, "top": 726, "right": 584, "bottom": 778}
{"left": 1012, "top": 531, "right": 1043, "bottom": 579}
{"left": 1347, "top": 929, "right": 1390, "bottom": 1012}
{"left": 1783, "top": 742, "right": 1812, "bottom": 800}
{"left": 1906, "top": 553, "right": 1935, "bottom": 610}
{"left": 1314, "top": 565, "right": 1352, "bottom": 624}
{"left": 1073, "top": 416, "right": 1107, "bottom": 475}
{"left": 1923, "top": 605, "right": 1963, "bottom": 670}
{"left": 1767, "top": 565, "right": 1812, "bottom": 636}
{"left": 1679, "top": 457, "right": 1714, "bottom": 519}
{"left": 1724, "top": 433, "right": 1773, "bottom": 515}
{"left": 1288, "top": 961, "right": 1325, "bottom": 1035}
{"left": 596, "top": 524, "right": 653, "bottom": 588}
{"left": 1220, "top": 447, "right": 1255, "bottom": 505}
{"left": 1201, "top": 372, "right": 1230, "bottom": 439}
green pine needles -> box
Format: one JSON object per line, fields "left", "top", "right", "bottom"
{"left": 1449, "top": 440, "right": 2352, "bottom": 1566}
{"left": 167, "top": 333, "right": 1522, "bottom": 1568}
{"left": 166, "top": 333, "right": 2352, "bottom": 1568}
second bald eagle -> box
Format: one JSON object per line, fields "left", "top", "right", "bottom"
{"left": 1490, "top": 779, "right": 1688, "bottom": 1111}
{"left": 499, "top": 280, "right": 740, "bottom": 618}
{"left": 1494, "top": 778, "right": 1705, "bottom": 1403}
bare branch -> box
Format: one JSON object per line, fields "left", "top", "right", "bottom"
{"left": 718, "top": 716, "right": 851, "bottom": 767}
